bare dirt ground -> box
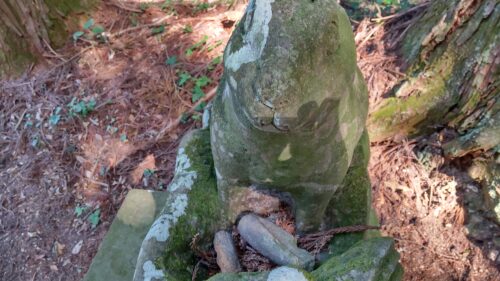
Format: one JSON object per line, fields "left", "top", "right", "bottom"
{"left": 0, "top": 1, "right": 499, "bottom": 281}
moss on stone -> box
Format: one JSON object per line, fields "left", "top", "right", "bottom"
{"left": 152, "top": 129, "right": 226, "bottom": 280}
{"left": 324, "top": 130, "right": 372, "bottom": 256}
{"left": 368, "top": 0, "right": 500, "bottom": 142}
{"left": 312, "top": 238, "right": 402, "bottom": 281}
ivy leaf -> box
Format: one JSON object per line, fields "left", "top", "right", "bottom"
{"left": 195, "top": 76, "right": 211, "bottom": 88}
{"left": 120, "top": 133, "right": 128, "bottom": 142}
{"left": 49, "top": 107, "right": 62, "bottom": 127}
{"left": 83, "top": 18, "right": 94, "bottom": 30}
{"left": 165, "top": 56, "right": 177, "bottom": 66}
{"left": 72, "top": 31, "right": 84, "bottom": 41}
{"left": 92, "top": 26, "right": 105, "bottom": 34}
{"left": 183, "top": 25, "right": 193, "bottom": 33}
{"left": 192, "top": 87, "right": 205, "bottom": 103}
{"left": 74, "top": 205, "right": 87, "bottom": 217}
{"left": 151, "top": 25, "right": 165, "bottom": 35}
{"left": 143, "top": 169, "right": 155, "bottom": 177}
{"left": 88, "top": 209, "right": 100, "bottom": 228}
{"left": 208, "top": 56, "right": 222, "bottom": 70}
{"left": 178, "top": 73, "right": 191, "bottom": 86}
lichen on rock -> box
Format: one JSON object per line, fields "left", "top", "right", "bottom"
{"left": 133, "top": 129, "right": 225, "bottom": 281}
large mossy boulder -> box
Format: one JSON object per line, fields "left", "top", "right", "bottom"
{"left": 210, "top": 0, "right": 369, "bottom": 233}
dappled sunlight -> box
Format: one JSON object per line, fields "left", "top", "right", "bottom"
{"left": 69, "top": 1, "right": 245, "bottom": 206}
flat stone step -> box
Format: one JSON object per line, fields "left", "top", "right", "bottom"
{"left": 83, "top": 189, "right": 169, "bottom": 281}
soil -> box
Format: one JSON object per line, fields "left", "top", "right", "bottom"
{"left": 0, "top": 1, "right": 498, "bottom": 281}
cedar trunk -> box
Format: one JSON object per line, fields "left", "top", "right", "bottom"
{"left": 367, "top": 0, "right": 499, "bottom": 156}
{"left": 0, "top": 0, "right": 94, "bottom": 77}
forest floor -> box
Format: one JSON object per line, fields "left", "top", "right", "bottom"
{"left": 0, "top": 1, "right": 498, "bottom": 281}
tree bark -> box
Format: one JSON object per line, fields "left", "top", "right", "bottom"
{"left": 0, "top": 0, "right": 94, "bottom": 77}
{"left": 367, "top": 0, "right": 499, "bottom": 156}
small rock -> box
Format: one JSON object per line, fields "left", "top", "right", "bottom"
{"left": 53, "top": 241, "right": 65, "bottom": 256}
{"left": 214, "top": 231, "right": 241, "bottom": 273}
{"left": 72, "top": 240, "right": 83, "bottom": 255}
{"left": 229, "top": 188, "right": 280, "bottom": 218}
{"left": 465, "top": 215, "right": 494, "bottom": 241}
{"left": 267, "top": 266, "right": 310, "bottom": 281}
{"left": 488, "top": 249, "right": 499, "bottom": 262}
{"left": 237, "top": 214, "right": 314, "bottom": 270}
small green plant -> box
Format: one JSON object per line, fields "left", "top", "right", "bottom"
{"left": 48, "top": 107, "right": 62, "bottom": 127}
{"left": 185, "top": 35, "right": 209, "bottom": 56}
{"left": 24, "top": 113, "right": 33, "bottom": 128}
{"left": 67, "top": 98, "right": 96, "bottom": 118}
{"left": 165, "top": 56, "right": 177, "bottom": 66}
{"left": 139, "top": 2, "right": 150, "bottom": 11}
{"left": 191, "top": 76, "right": 211, "bottom": 102}
{"left": 130, "top": 13, "right": 139, "bottom": 26}
{"left": 208, "top": 56, "right": 222, "bottom": 71}
{"left": 194, "top": 2, "right": 210, "bottom": 13}
{"left": 177, "top": 72, "right": 191, "bottom": 86}
{"left": 191, "top": 114, "right": 202, "bottom": 121}
{"left": 88, "top": 209, "right": 100, "bottom": 228}
{"left": 180, "top": 112, "right": 190, "bottom": 124}
{"left": 151, "top": 25, "right": 165, "bottom": 35}
{"left": 183, "top": 25, "right": 193, "bottom": 33}
{"left": 73, "top": 18, "right": 107, "bottom": 42}
{"left": 74, "top": 205, "right": 88, "bottom": 217}
{"left": 120, "top": 133, "right": 128, "bottom": 143}
{"left": 143, "top": 169, "right": 155, "bottom": 177}
{"left": 207, "top": 40, "right": 223, "bottom": 52}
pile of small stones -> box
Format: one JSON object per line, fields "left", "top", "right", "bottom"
{"left": 213, "top": 213, "right": 314, "bottom": 273}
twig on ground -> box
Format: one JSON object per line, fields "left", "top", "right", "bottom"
{"left": 153, "top": 87, "right": 217, "bottom": 143}
{"left": 298, "top": 225, "right": 380, "bottom": 254}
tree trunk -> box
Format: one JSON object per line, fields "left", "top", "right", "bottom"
{"left": 366, "top": 0, "right": 499, "bottom": 156}
{"left": 0, "top": 0, "right": 94, "bottom": 77}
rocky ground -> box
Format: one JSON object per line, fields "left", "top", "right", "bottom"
{"left": 0, "top": 1, "right": 498, "bottom": 281}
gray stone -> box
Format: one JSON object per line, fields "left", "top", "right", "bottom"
{"left": 237, "top": 213, "right": 314, "bottom": 270}
{"left": 229, "top": 187, "right": 281, "bottom": 217}
{"left": 214, "top": 231, "right": 241, "bottom": 273}
{"left": 207, "top": 266, "right": 313, "bottom": 281}
{"left": 466, "top": 215, "right": 494, "bottom": 241}
{"left": 312, "top": 238, "right": 403, "bottom": 281}
{"left": 83, "top": 189, "right": 170, "bottom": 281}
{"left": 210, "top": 0, "right": 369, "bottom": 232}
{"left": 133, "top": 129, "right": 225, "bottom": 281}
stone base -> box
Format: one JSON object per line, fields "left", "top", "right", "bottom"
{"left": 83, "top": 189, "right": 169, "bottom": 281}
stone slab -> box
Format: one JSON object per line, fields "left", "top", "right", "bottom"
{"left": 83, "top": 189, "right": 169, "bottom": 281}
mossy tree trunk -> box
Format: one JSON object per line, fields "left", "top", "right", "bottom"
{"left": 0, "top": 0, "right": 94, "bottom": 77}
{"left": 367, "top": 0, "right": 499, "bottom": 156}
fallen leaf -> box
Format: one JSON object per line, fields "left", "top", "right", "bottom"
{"left": 131, "top": 154, "right": 156, "bottom": 184}
{"left": 72, "top": 240, "right": 83, "bottom": 255}
{"left": 54, "top": 241, "right": 65, "bottom": 256}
